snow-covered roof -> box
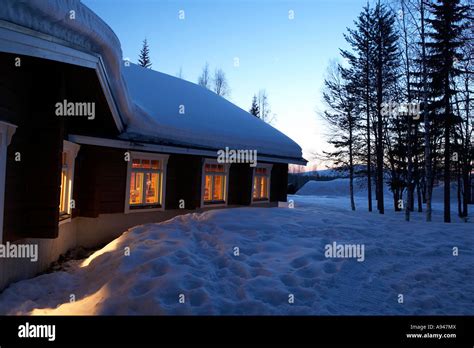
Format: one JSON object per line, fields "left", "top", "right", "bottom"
{"left": 121, "top": 64, "right": 304, "bottom": 161}
{"left": 0, "top": 0, "right": 305, "bottom": 163}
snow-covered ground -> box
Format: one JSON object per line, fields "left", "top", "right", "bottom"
{"left": 0, "top": 188, "right": 472, "bottom": 315}
{"left": 296, "top": 178, "right": 383, "bottom": 197}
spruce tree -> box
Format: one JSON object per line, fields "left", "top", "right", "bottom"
{"left": 322, "top": 63, "right": 360, "bottom": 211}
{"left": 341, "top": 3, "right": 376, "bottom": 212}
{"left": 373, "top": 1, "right": 400, "bottom": 214}
{"left": 426, "top": 0, "right": 468, "bottom": 222}
{"left": 249, "top": 95, "right": 260, "bottom": 117}
{"left": 138, "top": 38, "right": 152, "bottom": 68}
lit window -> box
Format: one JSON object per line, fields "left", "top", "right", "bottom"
{"left": 126, "top": 153, "right": 168, "bottom": 212}
{"left": 252, "top": 165, "right": 272, "bottom": 202}
{"left": 59, "top": 152, "right": 68, "bottom": 215}
{"left": 59, "top": 141, "right": 80, "bottom": 220}
{"left": 203, "top": 162, "right": 228, "bottom": 205}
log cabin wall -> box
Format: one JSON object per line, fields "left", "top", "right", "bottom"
{"left": 165, "top": 154, "right": 202, "bottom": 210}
{"left": 0, "top": 52, "right": 120, "bottom": 241}
{"left": 73, "top": 154, "right": 287, "bottom": 217}
{"left": 0, "top": 52, "right": 31, "bottom": 242}
{"left": 0, "top": 54, "right": 292, "bottom": 291}
{"left": 270, "top": 163, "right": 288, "bottom": 202}
{"left": 0, "top": 54, "right": 63, "bottom": 241}
{"left": 73, "top": 145, "right": 127, "bottom": 218}
{"left": 228, "top": 163, "right": 253, "bottom": 205}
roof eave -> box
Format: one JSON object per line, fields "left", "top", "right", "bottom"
{"left": 0, "top": 20, "right": 125, "bottom": 133}
{"left": 68, "top": 134, "right": 307, "bottom": 165}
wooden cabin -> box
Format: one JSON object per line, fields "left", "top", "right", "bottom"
{"left": 0, "top": 0, "right": 305, "bottom": 290}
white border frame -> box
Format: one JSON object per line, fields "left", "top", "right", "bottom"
{"left": 124, "top": 151, "right": 169, "bottom": 214}
{"left": 0, "top": 121, "right": 17, "bottom": 243}
{"left": 251, "top": 163, "right": 273, "bottom": 204}
{"left": 200, "top": 158, "right": 230, "bottom": 208}
{"left": 59, "top": 140, "right": 80, "bottom": 225}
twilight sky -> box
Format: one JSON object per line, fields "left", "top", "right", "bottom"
{"left": 82, "top": 0, "right": 369, "bottom": 170}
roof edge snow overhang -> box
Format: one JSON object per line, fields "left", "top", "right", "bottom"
{"left": 0, "top": 3, "right": 128, "bottom": 132}
{"left": 0, "top": 20, "right": 124, "bottom": 133}
{"left": 68, "top": 134, "right": 308, "bottom": 165}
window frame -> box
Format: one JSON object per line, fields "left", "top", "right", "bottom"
{"left": 59, "top": 154, "right": 68, "bottom": 216}
{"left": 0, "top": 121, "right": 17, "bottom": 243}
{"left": 59, "top": 140, "right": 81, "bottom": 225}
{"left": 124, "top": 151, "right": 169, "bottom": 214}
{"left": 251, "top": 163, "right": 273, "bottom": 204}
{"left": 200, "top": 159, "right": 230, "bottom": 208}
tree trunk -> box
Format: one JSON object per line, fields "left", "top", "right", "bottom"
{"left": 457, "top": 165, "right": 462, "bottom": 218}
{"left": 421, "top": 0, "right": 433, "bottom": 222}
{"left": 417, "top": 181, "right": 422, "bottom": 212}
{"left": 402, "top": 0, "right": 413, "bottom": 221}
{"left": 349, "top": 117, "right": 356, "bottom": 211}
{"left": 414, "top": 127, "right": 422, "bottom": 212}
{"left": 462, "top": 77, "right": 470, "bottom": 217}
{"left": 366, "top": 56, "right": 373, "bottom": 212}
{"left": 393, "top": 188, "right": 400, "bottom": 211}
{"left": 376, "top": 66, "right": 384, "bottom": 214}
{"left": 462, "top": 163, "right": 469, "bottom": 217}
{"left": 443, "top": 83, "right": 451, "bottom": 223}
{"left": 406, "top": 120, "right": 413, "bottom": 221}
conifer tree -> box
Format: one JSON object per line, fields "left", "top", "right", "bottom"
{"left": 138, "top": 38, "right": 152, "bottom": 68}
{"left": 249, "top": 95, "right": 260, "bottom": 117}
{"left": 426, "top": 0, "right": 468, "bottom": 222}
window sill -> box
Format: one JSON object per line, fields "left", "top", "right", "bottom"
{"left": 252, "top": 199, "right": 270, "bottom": 204}
{"left": 204, "top": 200, "right": 226, "bottom": 205}
{"left": 59, "top": 214, "right": 72, "bottom": 226}
{"left": 125, "top": 205, "right": 164, "bottom": 214}
{"left": 202, "top": 200, "right": 227, "bottom": 208}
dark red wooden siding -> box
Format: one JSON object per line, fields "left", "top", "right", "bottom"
{"left": 270, "top": 163, "right": 288, "bottom": 202}
{"left": 1, "top": 54, "right": 64, "bottom": 240}
{"left": 228, "top": 164, "right": 253, "bottom": 205}
{"left": 73, "top": 145, "right": 127, "bottom": 218}
{"left": 0, "top": 53, "right": 292, "bottom": 241}
{"left": 165, "top": 155, "right": 202, "bottom": 210}
{"left": 0, "top": 53, "right": 120, "bottom": 240}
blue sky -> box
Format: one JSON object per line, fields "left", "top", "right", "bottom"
{"left": 82, "top": 0, "right": 368, "bottom": 169}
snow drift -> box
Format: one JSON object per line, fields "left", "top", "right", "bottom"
{"left": 297, "top": 178, "right": 462, "bottom": 204}
{"left": 295, "top": 178, "right": 387, "bottom": 197}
